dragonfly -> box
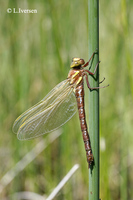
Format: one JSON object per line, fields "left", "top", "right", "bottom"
{"left": 13, "top": 51, "right": 108, "bottom": 167}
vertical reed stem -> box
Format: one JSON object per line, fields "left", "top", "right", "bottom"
{"left": 88, "top": 0, "right": 99, "bottom": 199}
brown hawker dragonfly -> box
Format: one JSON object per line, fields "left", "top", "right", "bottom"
{"left": 13, "top": 51, "right": 108, "bottom": 167}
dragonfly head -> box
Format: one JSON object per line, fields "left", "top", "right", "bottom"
{"left": 70, "top": 58, "right": 85, "bottom": 68}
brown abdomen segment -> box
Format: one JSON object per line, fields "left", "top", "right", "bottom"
{"left": 75, "top": 83, "right": 93, "bottom": 167}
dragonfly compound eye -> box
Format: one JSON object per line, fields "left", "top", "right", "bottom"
{"left": 79, "top": 59, "right": 85, "bottom": 65}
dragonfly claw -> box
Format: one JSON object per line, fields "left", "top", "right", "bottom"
{"left": 99, "top": 77, "right": 105, "bottom": 84}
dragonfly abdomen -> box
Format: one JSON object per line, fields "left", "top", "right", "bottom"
{"left": 75, "top": 83, "right": 93, "bottom": 167}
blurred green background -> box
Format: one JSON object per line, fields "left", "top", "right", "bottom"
{"left": 0, "top": 0, "right": 133, "bottom": 199}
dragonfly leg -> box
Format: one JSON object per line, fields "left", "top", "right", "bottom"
{"left": 99, "top": 77, "right": 105, "bottom": 84}
{"left": 84, "top": 73, "right": 109, "bottom": 90}
{"left": 82, "top": 49, "right": 98, "bottom": 68}
{"left": 84, "top": 61, "right": 100, "bottom": 75}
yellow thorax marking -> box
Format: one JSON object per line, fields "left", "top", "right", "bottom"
{"left": 76, "top": 77, "right": 82, "bottom": 85}
{"left": 73, "top": 77, "right": 83, "bottom": 93}
{"left": 72, "top": 71, "right": 80, "bottom": 78}
{"left": 70, "top": 71, "right": 80, "bottom": 84}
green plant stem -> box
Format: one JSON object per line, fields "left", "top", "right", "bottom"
{"left": 88, "top": 0, "right": 99, "bottom": 200}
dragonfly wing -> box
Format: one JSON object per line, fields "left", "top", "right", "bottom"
{"left": 13, "top": 80, "right": 69, "bottom": 134}
{"left": 13, "top": 80, "right": 77, "bottom": 140}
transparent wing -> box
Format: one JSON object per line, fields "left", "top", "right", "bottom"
{"left": 13, "top": 80, "right": 77, "bottom": 140}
